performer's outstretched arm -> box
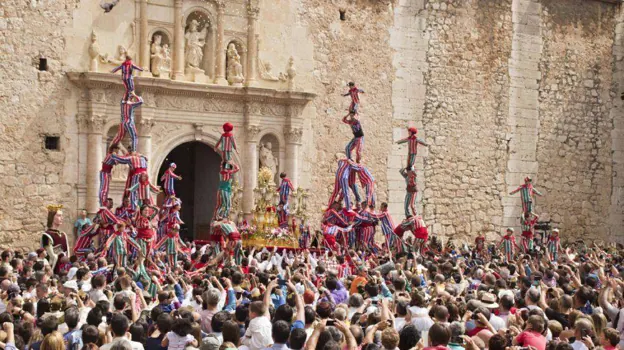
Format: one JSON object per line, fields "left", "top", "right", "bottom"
{"left": 395, "top": 137, "right": 409, "bottom": 145}
{"left": 509, "top": 186, "right": 522, "bottom": 195}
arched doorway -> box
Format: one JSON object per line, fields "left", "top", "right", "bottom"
{"left": 157, "top": 141, "right": 220, "bottom": 240}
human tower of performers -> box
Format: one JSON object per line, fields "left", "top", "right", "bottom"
{"left": 40, "top": 59, "right": 563, "bottom": 295}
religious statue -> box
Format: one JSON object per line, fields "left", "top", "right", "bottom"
{"left": 150, "top": 34, "right": 165, "bottom": 77}
{"left": 41, "top": 204, "right": 70, "bottom": 271}
{"left": 287, "top": 56, "right": 296, "bottom": 90}
{"left": 259, "top": 142, "right": 278, "bottom": 183}
{"left": 162, "top": 44, "right": 171, "bottom": 75}
{"left": 88, "top": 30, "right": 102, "bottom": 72}
{"left": 184, "top": 19, "right": 206, "bottom": 70}
{"left": 226, "top": 43, "right": 244, "bottom": 86}
{"left": 101, "top": 45, "right": 129, "bottom": 66}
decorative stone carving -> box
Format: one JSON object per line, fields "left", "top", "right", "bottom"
{"left": 100, "top": 45, "right": 129, "bottom": 66}
{"left": 284, "top": 127, "right": 303, "bottom": 144}
{"left": 86, "top": 115, "right": 105, "bottom": 134}
{"left": 245, "top": 125, "right": 261, "bottom": 142}
{"left": 248, "top": 102, "right": 287, "bottom": 117}
{"left": 287, "top": 57, "right": 296, "bottom": 90}
{"left": 259, "top": 142, "right": 278, "bottom": 181}
{"left": 258, "top": 60, "right": 279, "bottom": 81}
{"left": 162, "top": 44, "right": 171, "bottom": 76}
{"left": 88, "top": 31, "right": 102, "bottom": 72}
{"left": 226, "top": 43, "right": 244, "bottom": 86}
{"left": 112, "top": 144, "right": 129, "bottom": 181}
{"left": 193, "top": 123, "right": 204, "bottom": 140}
{"left": 247, "top": 3, "right": 260, "bottom": 19}
{"left": 139, "top": 117, "right": 155, "bottom": 135}
{"left": 184, "top": 19, "right": 206, "bottom": 71}
{"left": 150, "top": 34, "right": 165, "bottom": 77}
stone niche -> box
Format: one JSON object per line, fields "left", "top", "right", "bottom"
{"left": 87, "top": 0, "right": 295, "bottom": 89}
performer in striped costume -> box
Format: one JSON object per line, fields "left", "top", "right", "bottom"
{"left": 154, "top": 223, "right": 188, "bottom": 268}
{"left": 509, "top": 177, "right": 543, "bottom": 216}
{"left": 327, "top": 158, "right": 355, "bottom": 210}
{"left": 322, "top": 224, "right": 352, "bottom": 252}
{"left": 412, "top": 216, "right": 429, "bottom": 255}
{"left": 370, "top": 203, "right": 398, "bottom": 252}
{"left": 498, "top": 228, "right": 520, "bottom": 263}
{"left": 214, "top": 122, "right": 238, "bottom": 162}
{"left": 99, "top": 143, "right": 124, "bottom": 207}
{"left": 520, "top": 211, "right": 539, "bottom": 252}
{"left": 343, "top": 114, "right": 364, "bottom": 163}
{"left": 400, "top": 166, "right": 418, "bottom": 217}
{"left": 73, "top": 223, "right": 99, "bottom": 258}
{"left": 111, "top": 95, "right": 143, "bottom": 152}
{"left": 115, "top": 196, "right": 135, "bottom": 226}
{"left": 116, "top": 152, "right": 148, "bottom": 209}
{"left": 396, "top": 127, "right": 428, "bottom": 169}
{"left": 160, "top": 162, "right": 182, "bottom": 197}
{"left": 547, "top": 228, "right": 562, "bottom": 262}
{"left": 322, "top": 203, "right": 348, "bottom": 228}
{"left": 277, "top": 172, "right": 295, "bottom": 205}
{"left": 216, "top": 219, "right": 242, "bottom": 264}
{"left": 92, "top": 207, "right": 121, "bottom": 250}
{"left": 215, "top": 161, "right": 240, "bottom": 219}
{"left": 343, "top": 82, "right": 365, "bottom": 116}
{"left": 127, "top": 173, "right": 161, "bottom": 207}
{"left": 350, "top": 162, "right": 376, "bottom": 208}
{"left": 357, "top": 203, "right": 379, "bottom": 252}
{"left": 392, "top": 217, "right": 414, "bottom": 254}
{"left": 133, "top": 204, "right": 159, "bottom": 258}
{"left": 99, "top": 222, "right": 141, "bottom": 267}
{"left": 111, "top": 56, "right": 143, "bottom": 101}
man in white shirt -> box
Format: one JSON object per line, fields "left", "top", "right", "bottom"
{"left": 570, "top": 318, "right": 594, "bottom": 350}
{"left": 242, "top": 301, "right": 273, "bottom": 350}
{"left": 100, "top": 314, "right": 144, "bottom": 350}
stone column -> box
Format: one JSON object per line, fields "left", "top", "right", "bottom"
{"left": 139, "top": 0, "right": 150, "bottom": 73}
{"left": 246, "top": 3, "right": 259, "bottom": 87}
{"left": 172, "top": 0, "right": 185, "bottom": 80}
{"left": 86, "top": 116, "right": 104, "bottom": 215}
{"left": 214, "top": 0, "right": 227, "bottom": 85}
{"left": 243, "top": 124, "right": 261, "bottom": 217}
{"left": 138, "top": 117, "right": 154, "bottom": 164}
{"left": 284, "top": 127, "right": 302, "bottom": 188}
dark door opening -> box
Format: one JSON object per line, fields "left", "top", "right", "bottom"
{"left": 157, "top": 141, "right": 220, "bottom": 241}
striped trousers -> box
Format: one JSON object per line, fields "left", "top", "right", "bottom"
{"left": 346, "top": 136, "right": 364, "bottom": 163}
{"left": 404, "top": 192, "right": 417, "bottom": 217}
{"left": 98, "top": 171, "right": 111, "bottom": 207}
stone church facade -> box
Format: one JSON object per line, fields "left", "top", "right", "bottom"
{"left": 1, "top": 0, "right": 624, "bottom": 249}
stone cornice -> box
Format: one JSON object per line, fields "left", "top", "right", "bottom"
{"left": 66, "top": 72, "right": 315, "bottom": 106}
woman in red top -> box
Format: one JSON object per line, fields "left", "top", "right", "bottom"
{"left": 134, "top": 204, "right": 159, "bottom": 258}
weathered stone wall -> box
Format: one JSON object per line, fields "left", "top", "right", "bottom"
{"left": 535, "top": 0, "right": 616, "bottom": 240}
{"left": 0, "top": 0, "right": 79, "bottom": 250}
{"left": 420, "top": 0, "right": 513, "bottom": 239}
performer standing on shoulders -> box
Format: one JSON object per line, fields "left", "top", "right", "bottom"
{"left": 127, "top": 173, "right": 161, "bottom": 207}
{"left": 111, "top": 95, "right": 143, "bottom": 153}
{"left": 99, "top": 222, "right": 141, "bottom": 267}
{"left": 509, "top": 176, "right": 543, "bottom": 216}
{"left": 154, "top": 223, "right": 188, "bottom": 268}
{"left": 111, "top": 55, "right": 143, "bottom": 101}
{"left": 370, "top": 202, "right": 397, "bottom": 253}
{"left": 99, "top": 143, "right": 125, "bottom": 207}
{"left": 214, "top": 122, "right": 239, "bottom": 162}
{"left": 133, "top": 204, "right": 159, "bottom": 258}
{"left": 277, "top": 172, "right": 295, "bottom": 205}
{"left": 396, "top": 127, "right": 428, "bottom": 169}
{"left": 343, "top": 81, "right": 364, "bottom": 117}
{"left": 520, "top": 211, "right": 539, "bottom": 252}
{"left": 215, "top": 161, "right": 240, "bottom": 219}
{"left": 343, "top": 114, "right": 364, "bottom": 163}
{"left": 400, "top": 166, "right": 418, "bottom": 217}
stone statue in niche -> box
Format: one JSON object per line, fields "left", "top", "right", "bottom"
{"left": 259, "top": 142, "right": 278, "bottom": 183}
{"left": 162, "top": 44, "right": 171, "bottom": 75}
{"left": 226, "top": 43, "right": 244, "bottom": 86}
{"left": 88, "top": 31, "right": 102, "bottom": 72}
{"left": 150, "top": 34, "right": 165, "bottom": 77}
{"left": 184, "top": 19, "right": 206, "bottom": 71}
